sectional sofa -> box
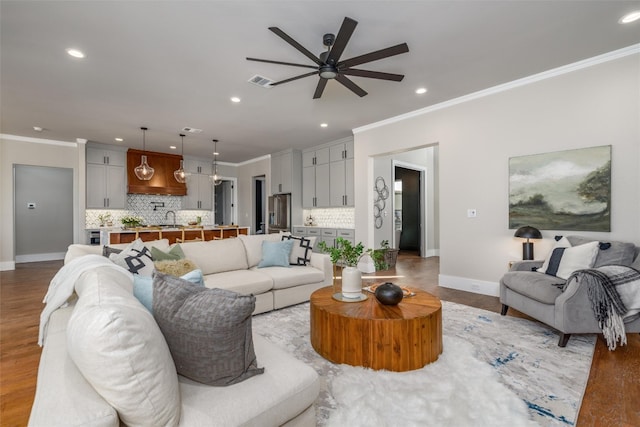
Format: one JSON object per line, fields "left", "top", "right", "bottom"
{"left": 30, "top": 233, "right": 331, "bottom": 426}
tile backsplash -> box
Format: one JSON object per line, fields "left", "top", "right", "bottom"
{"left": 85, "top": 194, "right": 212, "bottom": 228}
{"left": 302, "top": 207, "right": 355, "bottom": 229}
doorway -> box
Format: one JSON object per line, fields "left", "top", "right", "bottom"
{"left": 394, "top": 166, "right": 422, "bottom": 255}
{"left": 254, "top": 176, "right": 266, "bottom": 234}
{"left": 214, "top": 179, "right": 237, "bottom": 225}
{"left": 14, "top": 165, "right": 73, "bottom": 263}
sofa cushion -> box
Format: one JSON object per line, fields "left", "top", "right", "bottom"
{"left": 67, "top": 267, "right": 181, "bottom": 427}
{"left": 501, "top": 271, "right": 565, "bottom": 304}
{"left": 153, "top": 272, "right": 264, "bottom": 386}
{"left": 133, "top": 269, "right": 204, "bottom": 313}
{"left": 151, "top": 244, "right": 185, "bottom": 261}
{"left": 108, "top": 239, "right": 155, "bottom": 276}
{"left": 258, "top": 240, "right": 294, "bottom": 268}
{"left": 281, "top": 234, "right": 315, "bottom": 266}
{"left": 251, "top": 265, "right": 325, "bottom": 290}
{"left": 567, "top": 236, "right": 636, "bottom": 267}
{"left": 202, "top": 269, "right": 274, "bottom": 295}
{"left": 180, "top": 239, "right": 249, "bottom": 275}
{"left": 177, "top": 333, "right": 319, "bottom": 426}
{"left": 239, "top": 233, "right": 282, "bottom": 268}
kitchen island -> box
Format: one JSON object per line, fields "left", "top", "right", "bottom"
{"left": 107, "top": 225, "right": 249, "bottom": 245}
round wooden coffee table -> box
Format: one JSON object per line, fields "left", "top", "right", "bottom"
{"left": 310, "top": 286, "right": 442, "bottom": 372}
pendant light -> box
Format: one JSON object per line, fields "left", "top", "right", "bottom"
{"left": 134, "top": 127, "right": 155, "bottom": 180}
{"left": 173, "top": 133, "right": 188, "bottom": 183}
{"left": 210, "top": 139, "right": 222, "bottom": 186}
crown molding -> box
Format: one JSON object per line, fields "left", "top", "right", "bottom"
{"left": 354, "top": 43, "right": 640, "bottom": 135}
{"left": 0, "top": 133, "right": 78, "bottom": 147}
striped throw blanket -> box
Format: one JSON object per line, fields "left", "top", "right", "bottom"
{"left": 567, "top": 265, "right": 640, "bottom": 350}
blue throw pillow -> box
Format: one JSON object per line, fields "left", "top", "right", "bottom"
{"left": 258, "top": 240, "right": 294, "bottom": 268}
{"left": 133, "top": 269, "right": 204, "bottom": 313}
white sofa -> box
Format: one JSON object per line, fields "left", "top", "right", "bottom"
{"left": 64, "top": 233, "right": 333, "bottom": 314}
{"left": 30, "top": 234, "right": 329, "bottom": 426}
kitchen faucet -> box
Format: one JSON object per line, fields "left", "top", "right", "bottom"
{"left": 165, "top": 210, "right": 176, "bottom": 227}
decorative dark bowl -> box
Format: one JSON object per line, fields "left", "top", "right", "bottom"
{"left": 374, "top": 282, "right": 404, "bottom": 305}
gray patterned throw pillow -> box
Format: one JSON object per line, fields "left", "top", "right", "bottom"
{"left": 152, "top": 272, "right": 264, "bottom": 386}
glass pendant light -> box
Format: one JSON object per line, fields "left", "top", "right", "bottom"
{"left": 134, "top": 126, "right": 155, "bottom": 180}
{"left": 210, "top": 139, "right": 222, "bottom": 186}
{"left": 173, "top": 133, "right": 188, "bottom": 183}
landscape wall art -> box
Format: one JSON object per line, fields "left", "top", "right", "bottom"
{"left": 509, "top": 145, "right": 611, "bottom": 231}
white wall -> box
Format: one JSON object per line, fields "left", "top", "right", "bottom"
{"left": 353, "top": 53, "right": 640, "bottom": 296}
{"left": 1, "top": 136, "right": 85, "bottom": 270}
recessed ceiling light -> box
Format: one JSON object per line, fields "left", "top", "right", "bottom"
{"left": 230, "top": 96, "right": 241, "bottom": 103}
{"left": 66, "top": 48, "right": 85, "bottom": 58}
{"left": 169, "top": 145, "right": 177, "bottom": 150}
{"left": 415, "top": 87, "right": 428, "bottom": 95}
{"left": 619, "top": 11, "right": 640, "bottom": 24}
{"left": 320, "top": 123, "right": 328, "bottom": 128}
{"left": 33, "top": 126, "right": 43, "bottom": 132}
{"left": 114, "top": 137, "right": 123, "bottom": 142}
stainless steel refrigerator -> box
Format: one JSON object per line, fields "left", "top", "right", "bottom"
{"left": 268, "top": 194, "right": 291, "bottom": 233}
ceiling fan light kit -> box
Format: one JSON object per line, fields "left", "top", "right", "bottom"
{"left": 134, "top": 126, "right": 155, "bottom": 181}
{"left": 247, "top": 16, "right": 409, "bottom": 99}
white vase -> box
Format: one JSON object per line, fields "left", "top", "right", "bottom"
{"left": 341, "top": 266, "right": 362, "bottom": 299}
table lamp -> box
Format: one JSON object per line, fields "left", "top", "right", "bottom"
{"left": 514, "top": 226, "right": 542, "bottom": 260}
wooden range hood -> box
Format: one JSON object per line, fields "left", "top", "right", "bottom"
{"left": 127, "top": 149, "right": 187, "bottom": 195}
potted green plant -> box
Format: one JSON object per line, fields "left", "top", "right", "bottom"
{"left": 318, "top": 237, "right": 366, "bottom": 299}
{"left": 120, "top": 215, "right": 143, "bottom": 229}
{"left": 368, "top": 240, "right": 390, "bottom": 271}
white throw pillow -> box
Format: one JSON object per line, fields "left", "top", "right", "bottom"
{"left": 108, "top": 239, "right": 155, "bottom": 276}
{"left": 541, "top": 241, "right": 600, "bottom": 279}
{"left": 281, "top": 234, "right": 316, "bottom": 265}
{"left": 67, "top": 267, "right": 181, "bottom": 426}
{"left": 537, "top": 237, "right": 571, "bottom": 274}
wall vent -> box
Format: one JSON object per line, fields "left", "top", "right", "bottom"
{"left": 248, "top": 75, "right": 274, "bottom": 88}
{"left": 181, "top": 127, "right": 203, "bottom": 134}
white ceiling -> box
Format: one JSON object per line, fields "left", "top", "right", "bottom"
{"left": 2, "top": 1, "right": 639, "bottom": 163}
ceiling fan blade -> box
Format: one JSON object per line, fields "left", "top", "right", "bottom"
{"left": 326, "top": 17, "right": 358, "bottom": 65}
{"left": 246, "top": 57, "right": 318, "bottom": 69}
{"left": 313, "top": 78, "right": 328, "bottom": 99}
{"left": 338, "top": 43, "right": 409, "bottom": 68}
{"left": 270, "top": 71, "right": 319, "bottom": 86}
{"left": 341, "top": 68, "right": 405, "bottom": 81}
{"left": 269, "top": 27, "right": 322, "bottom": 65}
{"left": 335, "top": 74, "right": 367, "bottom": 97}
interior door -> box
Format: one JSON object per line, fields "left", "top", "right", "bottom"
{"left": 396, "top": 167, "right": 421, "bottom": 254}
{"left": 14, "top": 165, "right": 73, "bottom": 261}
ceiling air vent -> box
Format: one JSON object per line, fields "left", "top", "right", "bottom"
{"left": 181, "top": 127, "right": 203, "bottom": 134}
{"left": 248, "top": 75, "right": 274, "bottom": 88}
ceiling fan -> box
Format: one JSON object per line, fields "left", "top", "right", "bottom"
{"left": 247, "top": 17, "right": 409, "bottom": 99}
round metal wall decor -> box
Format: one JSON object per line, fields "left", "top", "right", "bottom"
{"left": 373, "top": 176, "right": 389, "bottom": 229}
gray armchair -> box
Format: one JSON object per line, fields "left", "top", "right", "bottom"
{"left": 500, "top": 236, "right": 640, "bottom": 347}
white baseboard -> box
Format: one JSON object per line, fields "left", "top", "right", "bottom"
{"left": 15, "top": 252, "right": 65, "bottom": 264}
{"left": 0, "top": 261, "right": 16, "bottom": 271}
{"left": 424, "top": 249, "right": 440, "bottom": 258}
{"left": 439, "top": 274, "right": 500, "bottom": 297}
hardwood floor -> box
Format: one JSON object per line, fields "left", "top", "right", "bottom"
{"left": 1, "top": 254, "right": 638, "bottom": 426}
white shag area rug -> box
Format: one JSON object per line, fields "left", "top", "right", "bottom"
{"left": 252, "top": 300, "right": 595, "bottom": 427}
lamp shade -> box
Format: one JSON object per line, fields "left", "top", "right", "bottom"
{"left": 514, "top": 226, "right": 542, "bottom": 240}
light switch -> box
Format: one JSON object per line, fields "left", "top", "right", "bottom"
{"left": 27, "top": 202, "right": 36, "bottom": 209}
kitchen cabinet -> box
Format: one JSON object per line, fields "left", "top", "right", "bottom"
{"left": 183, "top": 157, "right": 213, "bottom": 210}
{"left": 302, "top": 139, "right": 354, "bottom": 208}
{"left": 295, "top": 227, "right": 354, "bottom": 253}
{"left": 127, "top": 149, "right": 187, "bottom": 196}
{"left": 271, "top": 149, "right": 301, "bottom": 195}
{"left": 302, "top": 147, "right": 330, "bottom": 208}
{"left": 86, "top": 147, "right": 126, "bottom": 209}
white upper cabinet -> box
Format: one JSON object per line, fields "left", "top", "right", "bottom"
{"left": 86, "top": 146, "right": 126, "bottom": 209}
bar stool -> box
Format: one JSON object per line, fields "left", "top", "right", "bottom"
{"left": 134, "top": 226, "right": 163, "bottom": 241}
{"left": 176, "top": 225, "right": 205, "bottom": 243}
